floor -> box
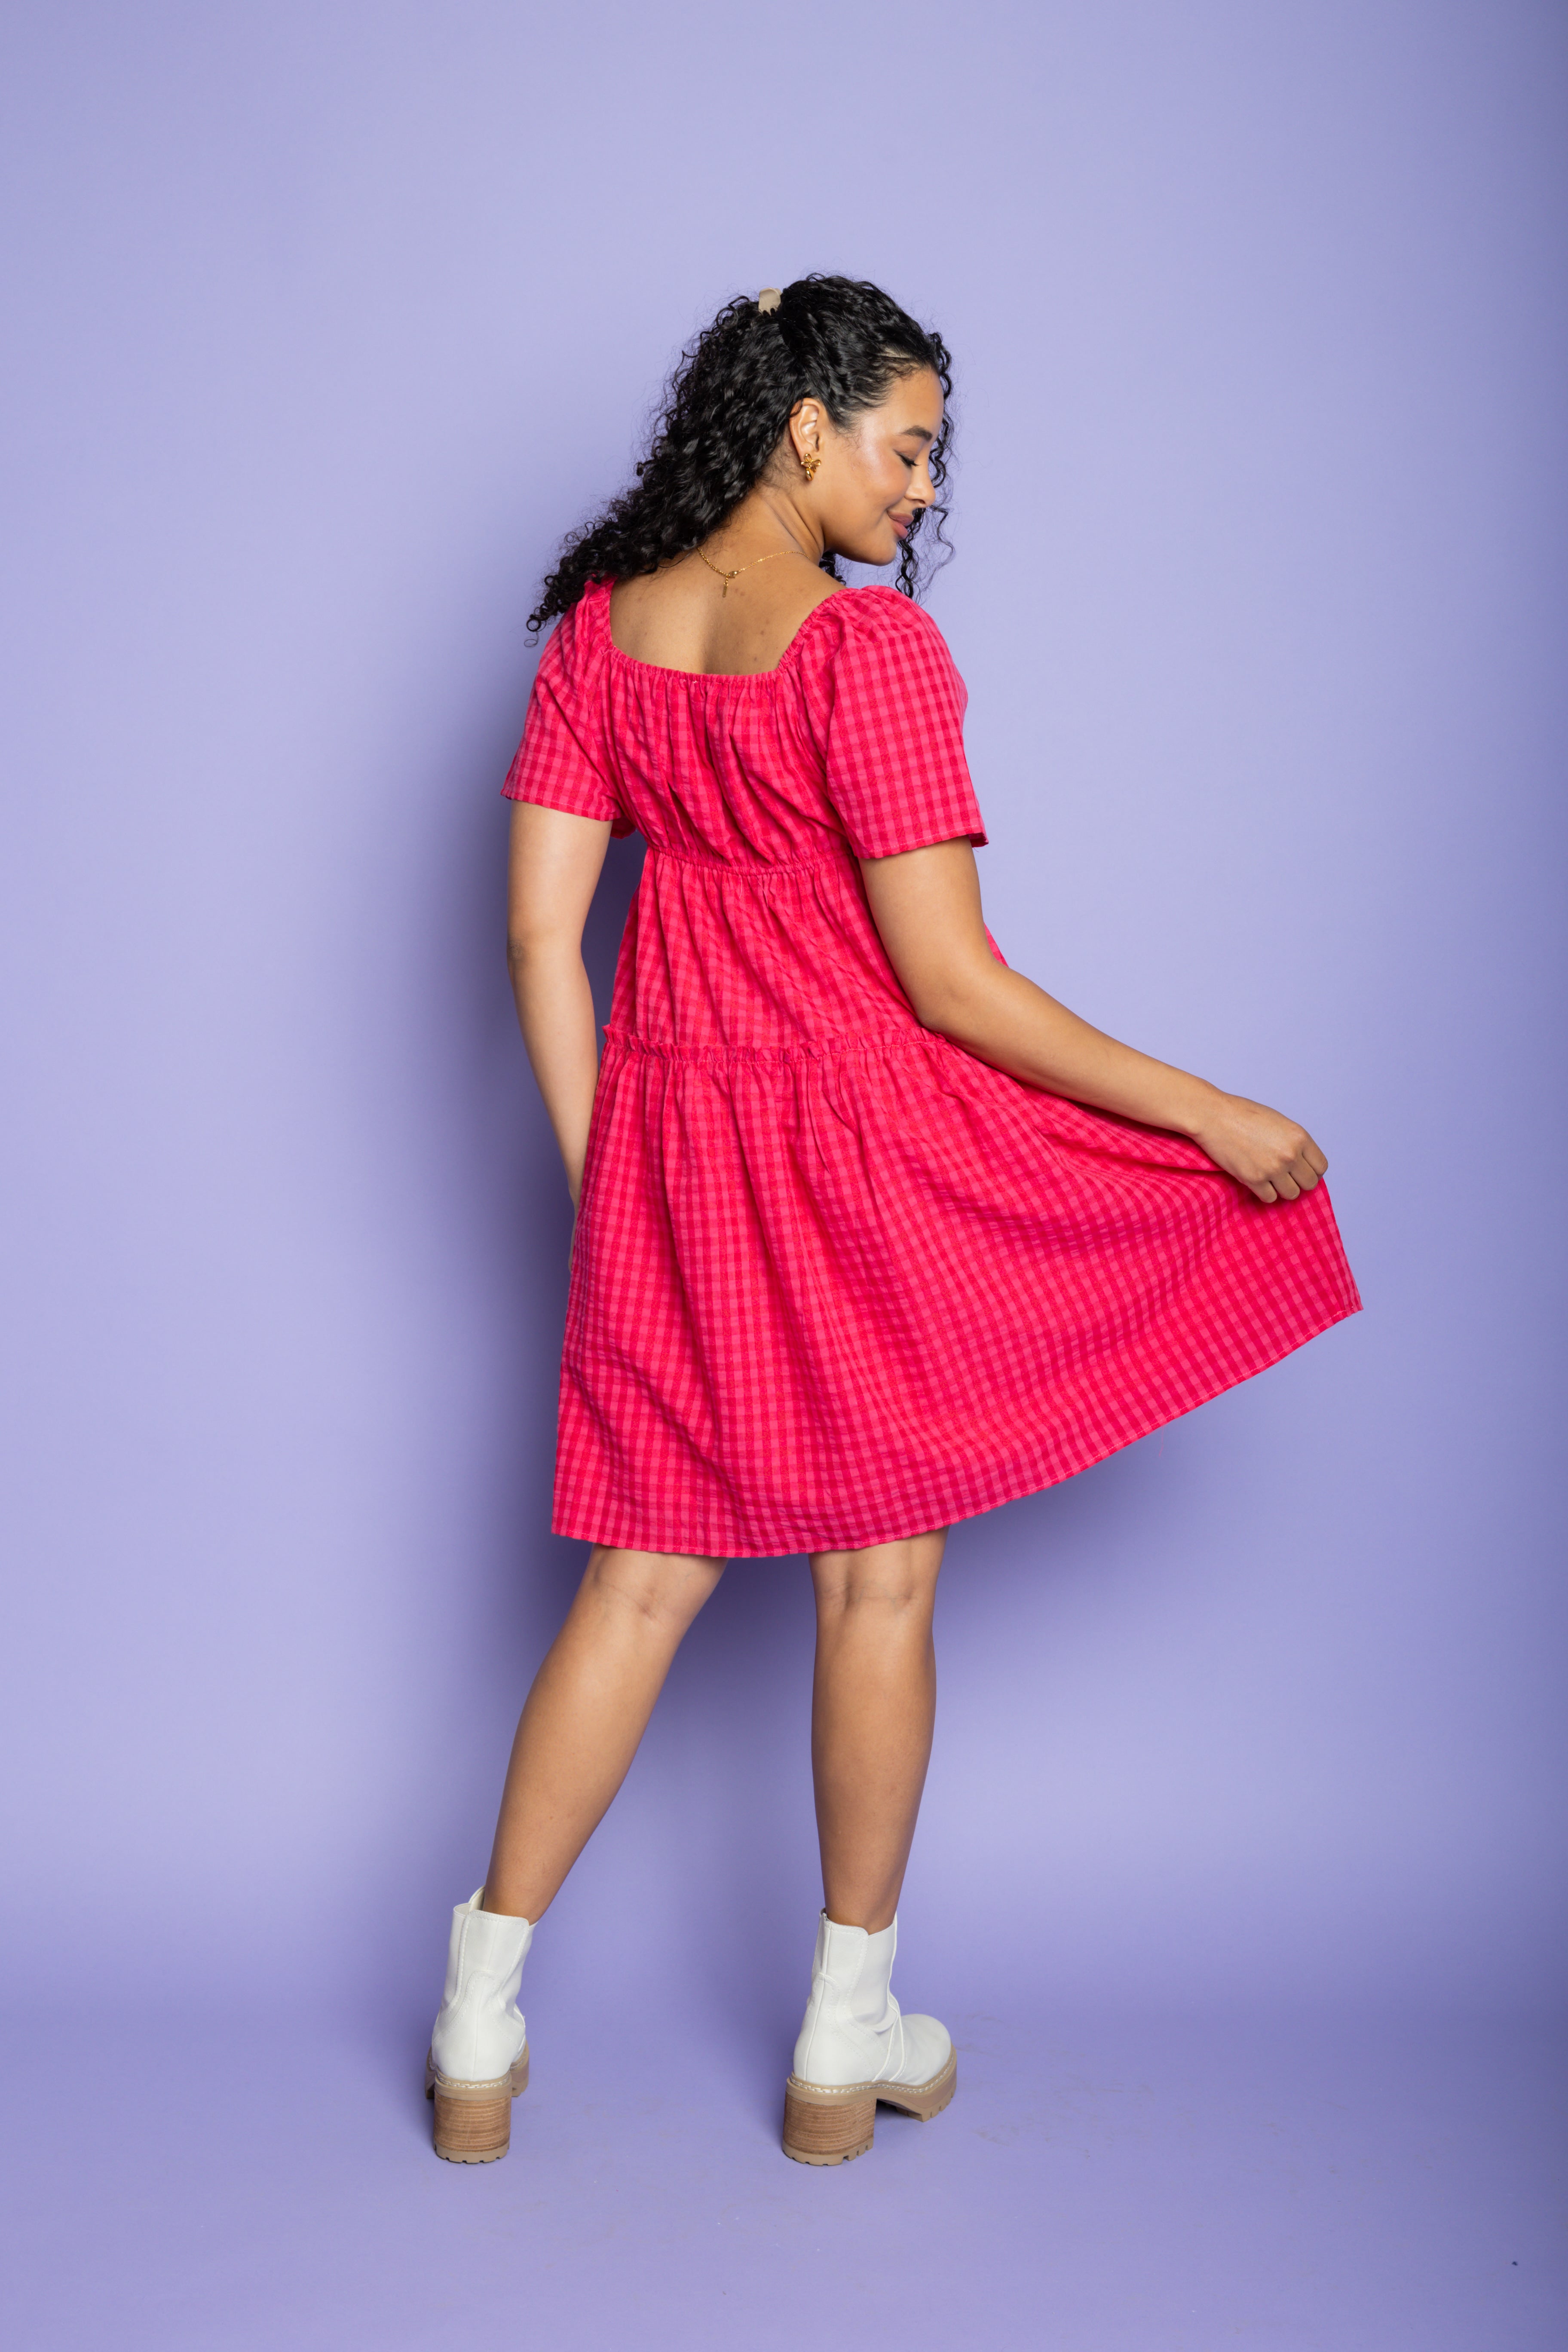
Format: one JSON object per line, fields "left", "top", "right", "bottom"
{"left": 8, "top": 2000, "right": 1564, "bottom": 2349}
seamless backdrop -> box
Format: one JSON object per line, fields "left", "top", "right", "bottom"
{"left": 1, "top": 0, "right": 1564, "bottom": 2052}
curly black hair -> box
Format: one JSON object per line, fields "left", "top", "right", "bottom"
{"left": 528, "top": 274, "right": 953, "bottom": 636}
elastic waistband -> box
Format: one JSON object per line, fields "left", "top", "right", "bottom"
{"left": 643, "top": 842, "right": 854, "bottom": 881}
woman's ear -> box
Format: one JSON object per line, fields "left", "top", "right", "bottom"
{"left": 790, "top": 398, "right": 824, "bottom": 465}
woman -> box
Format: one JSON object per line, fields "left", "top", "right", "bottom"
{"left": 424, "top": 276, "right": 1360, "bottom": 2168}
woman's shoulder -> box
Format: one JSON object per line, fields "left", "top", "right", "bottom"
{"left": 536, "top": 580, "right": 613, "bottom": 691}
{"left": 790, "top": 585, "right": 962, "bottom": 712}
{"left": 796, "top": 582, "right": 953, "bottom": 663}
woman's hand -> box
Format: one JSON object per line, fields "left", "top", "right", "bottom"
{"left": 1187, "top": 1094, "right": 1328, "bottom": 1205}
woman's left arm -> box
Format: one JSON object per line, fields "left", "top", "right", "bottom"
{"left": 506, "top": 801, "right": 612, "bottom": 1207}
{"left": 861, "top": 839, "right": 1328, "bottom": 1206}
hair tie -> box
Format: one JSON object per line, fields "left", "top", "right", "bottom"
{"left": 757, "top": 287, "right": 782, "bottom": 314}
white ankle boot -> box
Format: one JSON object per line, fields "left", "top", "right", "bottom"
{"left": 782, "top": 1910, "right": 956, "bottom": 2165}
{"left": 425, "top": 1889, "right": 533, "bottom": 2163}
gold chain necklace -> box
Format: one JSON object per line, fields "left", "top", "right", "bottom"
{"left": 695, "top": 545, "right": 796, "bottom": 598}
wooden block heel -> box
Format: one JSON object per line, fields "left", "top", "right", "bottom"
{"left": 782, "top": 2049, "right": 958, "bottom": 2166}
{"left": 782, "top": 2080, "right": 878, "bottom": 2165}
{"left": 425, "top": 2046, "right": 529, "bottom": 2164}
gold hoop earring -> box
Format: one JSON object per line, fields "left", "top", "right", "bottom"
{"left": 800, "top": 450, "right": 821, "bottom": 484}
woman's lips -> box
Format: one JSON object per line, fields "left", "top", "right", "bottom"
{"left": 890, "top": 514, "right": 910, "bottom": 539}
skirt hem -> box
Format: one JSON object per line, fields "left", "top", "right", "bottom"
{"left": 548, "top": 1288, "right": 1362, "bottom": 1560}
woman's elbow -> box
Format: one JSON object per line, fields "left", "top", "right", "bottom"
{"left": 902, "top": 969, "right": 976, "bottom": 1036}
{"left": 898, "top": 936, "right": 1013, "bottom": 1038}
{"left": 506, "top": 922, "right": 578, "bottom": 977}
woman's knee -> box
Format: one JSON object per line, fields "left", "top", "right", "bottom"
{"left": 581, "top": 1543, "right": 726, "bottom": 1631}
{"left": 810, "top": 1530, "right": 946, "bottom": 1618}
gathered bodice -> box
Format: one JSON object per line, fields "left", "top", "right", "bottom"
{"left": 503, "top": 577, "right": 992, "bottom": 1059}
{"left": 607, "top": 840, "right": 934, "bottom": 1058}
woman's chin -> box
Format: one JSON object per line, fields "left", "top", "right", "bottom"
{"left": 836, "top": 532, "right": 901, "bottom": 570}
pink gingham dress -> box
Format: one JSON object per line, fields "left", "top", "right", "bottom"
{"left": 503, "top": 579, "right": 1361, "bottom": 1558}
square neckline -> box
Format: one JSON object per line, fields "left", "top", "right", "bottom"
{"left": 597, "top": 575, "right": 857, "bottom": 683}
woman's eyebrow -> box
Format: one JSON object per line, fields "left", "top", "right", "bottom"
{"left": 896, "top": 425, "right": 935, "bottom": 443}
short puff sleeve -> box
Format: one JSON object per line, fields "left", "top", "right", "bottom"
{"left": 821, "top": 591, "right": 988, "bottom": 859}
{"left": 502, "top": 603, "right": 634, "bottom": 835}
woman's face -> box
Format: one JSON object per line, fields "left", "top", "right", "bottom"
{"left": 789, "top": 366, "right": 945, "bottom": 568}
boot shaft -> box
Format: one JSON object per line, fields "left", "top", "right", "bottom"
{"left": 793, "top": 1911, "right": 904, "bottom": 2086}
{"left": 431, "top": 1890, "right": 533, "bottom": 2086}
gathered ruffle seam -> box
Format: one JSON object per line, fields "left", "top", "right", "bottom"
{"left": 600, "top": 1020, "right": 942, "bottom": 1069}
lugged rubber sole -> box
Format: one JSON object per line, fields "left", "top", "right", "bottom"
{"left": 781, "top": 2047, "right": 957, "bottom": 2166}
{"left": 425, "top": 2044, "right": 530, "bottom": 2163}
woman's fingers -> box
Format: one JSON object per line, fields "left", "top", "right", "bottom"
{"left": 1194, "top": 1098, "right": 1333, "bottom": 1204}
{"left": 1285, "top": 1132, "right": 1328, "bottom": 1193}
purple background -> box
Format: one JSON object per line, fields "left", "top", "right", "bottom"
{"left": 2, "top": 2, "right": 1564, "bottom": 2344}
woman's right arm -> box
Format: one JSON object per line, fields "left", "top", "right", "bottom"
{"left": 861, "top": 839, "right": 1328, "bottom": 1206}
{"left": 506, "top": 800, "right": 612, "bottom": 1207}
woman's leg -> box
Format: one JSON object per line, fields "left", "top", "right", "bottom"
{"left": 481, "top": 1543, "right": 726, "bottom": 1920}
{"left": 808, "top": 1530, "right": 947, "bottom": 1932}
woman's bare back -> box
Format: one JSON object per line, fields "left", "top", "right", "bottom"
{"left": 609, "top": 551, "right": 842, "bottom": 678}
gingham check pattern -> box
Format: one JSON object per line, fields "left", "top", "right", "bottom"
{"left": 503, "top": 582, "right": 1362, "bottom": 1558}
